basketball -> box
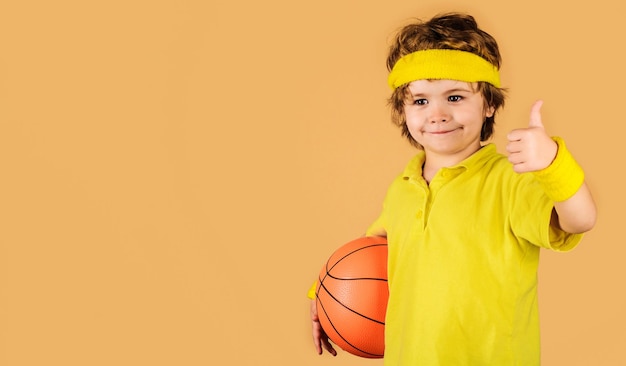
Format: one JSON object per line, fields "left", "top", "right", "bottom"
{"left": 315, "top": 236, "right": 388, "bottom": 358}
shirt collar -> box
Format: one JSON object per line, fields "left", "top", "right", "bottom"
{"left": 402, "top": 143, "right": 497, "bottom": 180}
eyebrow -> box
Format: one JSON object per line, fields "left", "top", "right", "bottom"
{"left": 409, "top": 87, "right": 473, "bottom": 97}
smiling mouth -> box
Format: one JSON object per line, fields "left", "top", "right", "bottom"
{"left": 427, "top": 128, "right": 459, "bottom": 135}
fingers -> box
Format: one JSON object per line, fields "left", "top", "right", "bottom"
{"left": 507, "top": 137, "right": 538, "bottom": 172}
{"left": 311, "top": 300, "right": 337, "bottom": 356}
{"left": 508, "top": 158, "right": 530, "bottom": 173}
{"left": 505, "top": 139, "right": 522, "bottom": 153}
{"left": 506, "top": 100, "right": 554, "bottom": 173}
{"left": 321, "top": 335, "right": 338, "bottom": 356}
{"left": 507, "top": 149, "right": 528, "bottom": 173}
{"left": 528, "top": 100, "right": 544, "bottom": 128}
{"left": 312, "top": 319, "right": 337, "bottom": 356}
{"left": 310, "top": 299, "right": 318, "bottom": 321}
{"left": 310, "top": 300, "right": 322, "bottom": 354}
{"left": 312, "top": 320, "right": 323, "bottom": 354}
{"left": 506, "top": 133, "right": 533, "bottom": 172}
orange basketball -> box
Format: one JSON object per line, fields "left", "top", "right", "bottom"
{"left": 315, "top": 236, "right": 388, "bottom": 358}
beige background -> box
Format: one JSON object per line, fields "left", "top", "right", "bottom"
{"left": 0, "top": 1, "right": 623, "bottom": 365}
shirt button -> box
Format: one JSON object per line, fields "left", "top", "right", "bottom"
{"left": 416, "top": 210, "right": 423, "bottom": 219}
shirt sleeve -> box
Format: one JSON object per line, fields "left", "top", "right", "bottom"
{"left": 307, "top": 281, "right": 317, "bottom": 300}
{"left": 509, "top": 173, "right": 583, "bottom": 252}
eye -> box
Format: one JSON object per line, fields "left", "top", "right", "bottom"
{"left": 413, "top": 98, "right": 428, "bottom": 105}
{"left": 448, "top": 95, "right": 463, "bottom": 102}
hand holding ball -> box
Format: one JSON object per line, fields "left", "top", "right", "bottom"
{"left": 315, "top": 236, "right": 388, "bottom": 358}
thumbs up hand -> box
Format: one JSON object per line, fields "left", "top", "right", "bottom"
{"left": 506, "top": 100, "right": 558, "bottom": 173}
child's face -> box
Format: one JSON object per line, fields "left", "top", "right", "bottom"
{"left": 404, "top": 79, "right": 494, "bottom": 161}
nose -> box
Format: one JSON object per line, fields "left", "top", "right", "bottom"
{"left": 429, "top": 102, "right": 450, "bottom": 123}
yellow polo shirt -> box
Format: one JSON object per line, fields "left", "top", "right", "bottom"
{"left": 366, "top": 143, "right": 582, "bottom": 366}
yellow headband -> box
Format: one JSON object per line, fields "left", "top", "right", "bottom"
{"left": 387, "top": 49, "right": 501, "bottom": 89}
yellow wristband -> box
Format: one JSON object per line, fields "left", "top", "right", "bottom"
{"left": 307, "top": 281, "right": 317, "bottom": 300}
{"left": 532, "top": 137, "right": 585, "bottom": 202}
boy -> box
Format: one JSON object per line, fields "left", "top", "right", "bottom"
{"left": 310, "top": 12, "right": 596, "bottom": 365}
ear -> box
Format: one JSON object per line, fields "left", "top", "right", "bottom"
{"left": 484, "top": 105, "right": 495, "bottom": 118}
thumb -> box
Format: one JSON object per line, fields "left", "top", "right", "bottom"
{"left": 528, "top": 100, "right": 544, "bottom": 128}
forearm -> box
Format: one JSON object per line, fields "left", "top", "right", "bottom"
{"left": 529, "top": 137, "right": 596, "bottom": 234}
{"left": 553, "top": 181, "right": 597, "bottom": 234}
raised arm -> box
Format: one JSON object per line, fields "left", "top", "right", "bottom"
{"left": 506, "top": 100, "right": 597, "bottom": 234}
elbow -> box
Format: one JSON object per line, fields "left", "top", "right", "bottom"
{"left": 563, "top": 209, "right": 597, "bottom": 234}
{"left": 580, "top": 203, "right": 598, "bottom": 233}
{"left": 580, "top": 210, "right": 597, "bottom": 233}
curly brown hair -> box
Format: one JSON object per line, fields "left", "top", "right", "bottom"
{"left": 386, "top": 13, "right": 507, "bottom": 148}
